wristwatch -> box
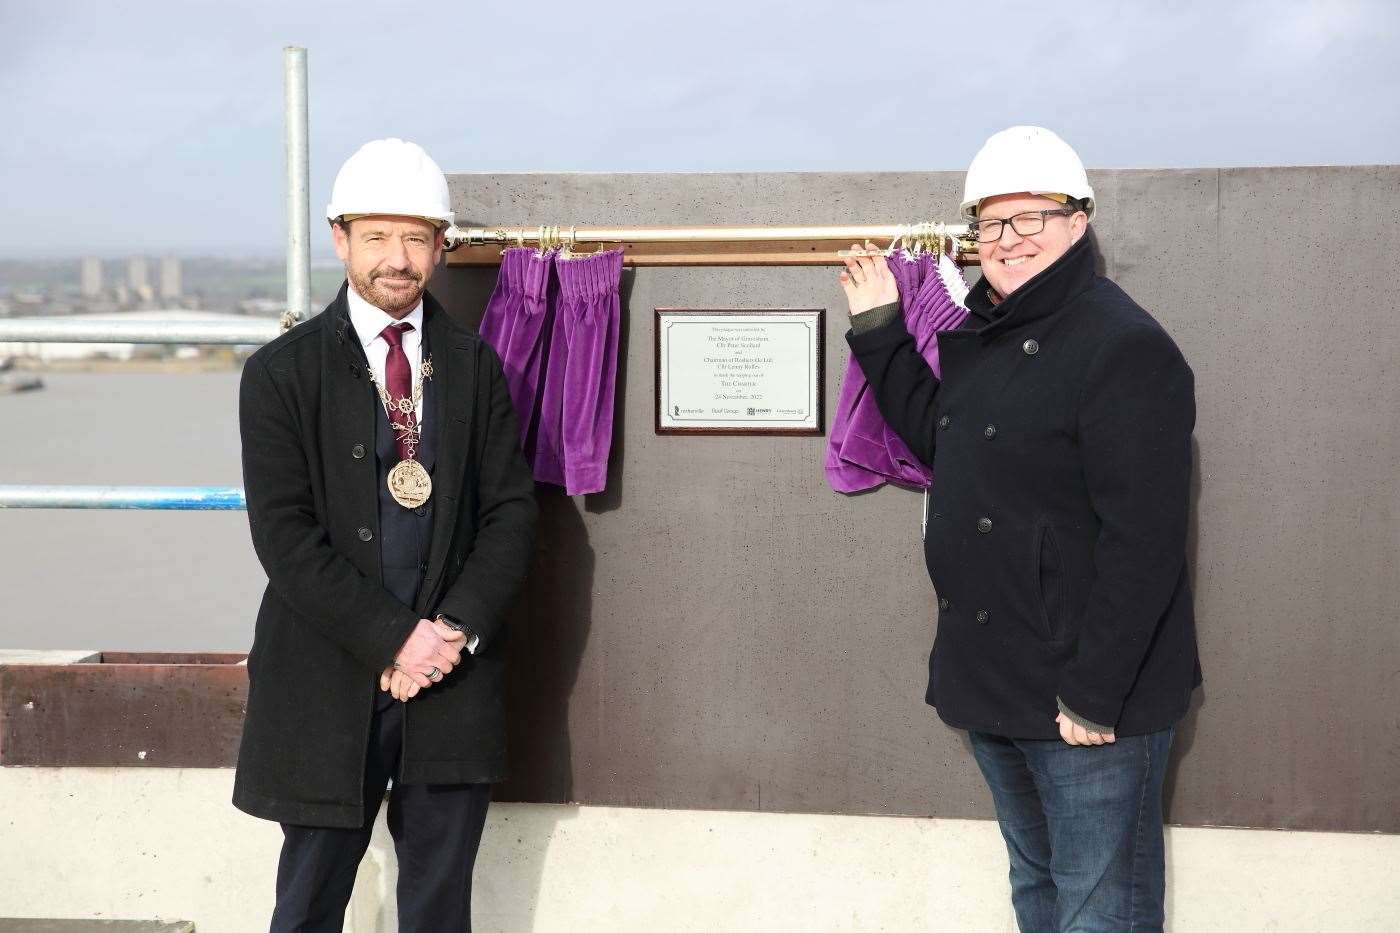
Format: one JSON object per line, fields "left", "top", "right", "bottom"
{"left": 435, "top": 612, "right": 473, "bottom": 641}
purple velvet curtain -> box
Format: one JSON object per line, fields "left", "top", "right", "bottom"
{"left": 479, "top": 247, "right": 555, "bottom": 441}
{"left": 478, "top": 246, "right": 623, "bottom": 496}
{"left": 533, "top": 249, "right": 624, "bottom": 495}
{"left": 826, "top": 250, "right": 970, "bottom": 493}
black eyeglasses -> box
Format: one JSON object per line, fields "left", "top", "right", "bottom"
{"left": 971, "top": 208, "right": 1079, "bottom": 243}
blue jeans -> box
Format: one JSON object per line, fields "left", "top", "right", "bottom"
{"left": 969, "top": 728, "right": 1174, "bottom": 933}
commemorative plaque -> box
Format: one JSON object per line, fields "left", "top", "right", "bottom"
{"left": 655, "top": 309, "right": 824, "bottom": 435}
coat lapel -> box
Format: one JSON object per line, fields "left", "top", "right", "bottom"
{"left": 421, "top": 295, "right": 476, "bottom": 599}
{"left": 323, "top": 284, "right": 383, "bottom": 580}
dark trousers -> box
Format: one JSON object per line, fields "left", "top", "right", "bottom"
{"left": 969, "top": 728, "right": 1174, "bottom": 933}
{"left": 270, "top": 698, "right": 491, "bottom": 933}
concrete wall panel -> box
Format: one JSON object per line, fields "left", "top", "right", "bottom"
{"left": 431, "top": 167, "right": 1400, "bottom": 832}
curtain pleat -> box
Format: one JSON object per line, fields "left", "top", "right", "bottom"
{"left": 479, "top": 247, "right": 623, "bottom": 496}
{"left": 478, "top": 247, "right": 558, "bottom": 448}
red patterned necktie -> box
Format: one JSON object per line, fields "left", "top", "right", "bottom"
{"left": 379, "top": 322, "right": 415, "bottom": 461}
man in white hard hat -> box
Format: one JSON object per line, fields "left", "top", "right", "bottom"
{"left": 233, "top": 138, "right": 537, "bottom": 932}
{"left": 840, "top": 126, "right": 1199, "bottom": 931}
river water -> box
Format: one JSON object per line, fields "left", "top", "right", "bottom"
{"left": 1, "top": 372, "right": 266, "bottom": 651}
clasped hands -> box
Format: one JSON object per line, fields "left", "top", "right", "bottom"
{"left": 380, "top": 617, "right": 467, "bottom": 702}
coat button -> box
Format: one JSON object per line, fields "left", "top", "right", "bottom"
{"left": 984, "top": 424, "right": 997, "bottom": 439}
{"left": 1023, "top": 338, "right": 1040, "bottom": 355}
{"left": 939, "top": 597, "right": 950, "bottom": 612}
{"left": 977, "top": 517, "right": 993, "bottom": 534}
{"left": 415, "top": 505, "right": 428, "bottom": 517}
{"left": 976, "top": 610, "right": 989, "bottom": 624}
{"left": 351, "top": 444, "right": 365, "bottom": 459}
{"left": 938, "top": 414, "right": 951, "bottom": 430}
{"left": 358, "top": 527, "right": 373, "bottom": 542}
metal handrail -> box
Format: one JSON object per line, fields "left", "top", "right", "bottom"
{"left": 0, "top": 318, "right": 285, "bottom": 345}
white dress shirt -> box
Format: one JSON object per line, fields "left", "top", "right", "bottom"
{"left": 346, "top": 286, "right": 478, "bottom": 655}
{"left": 346, "top": 286, "right": 426, "bottom": 428}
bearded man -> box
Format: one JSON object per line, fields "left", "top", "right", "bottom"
{"left": 233, "top": 138, "right": 537, "bottom": 932}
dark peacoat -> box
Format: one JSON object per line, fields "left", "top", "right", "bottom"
{"left": 848, "top": 234, "right": 1200, "bottom": 739}
{"left": 233, "top": 284, "right": 537, "bottom": 828}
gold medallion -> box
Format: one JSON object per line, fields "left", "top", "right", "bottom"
{"left": 387, "top": 458, "right": 432, "bottom": 509}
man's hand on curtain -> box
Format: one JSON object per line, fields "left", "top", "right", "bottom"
{"left": 840, "top": 240, "right": 899, "bottom": 315}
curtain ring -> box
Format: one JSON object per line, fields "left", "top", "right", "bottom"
{"left": 885, "top": 224, "right": 909, "bottom": 259}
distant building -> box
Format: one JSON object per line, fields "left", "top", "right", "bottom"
{"left": 127, "top": 257, "right": 149, "bottom": 292}
{"left": 238, "top": 298, "right": 286, "bottom": 317}
{"left": 159, "top": 256, "right": 182, "bottom": 300}
{"left": 81, "top": 257, "right": 103, "bottom": 298}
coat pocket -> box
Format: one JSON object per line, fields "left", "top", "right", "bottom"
{"left": 1035, "top": 523, "right": 1069, "bottom": 643}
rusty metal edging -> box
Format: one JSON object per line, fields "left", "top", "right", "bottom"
{"left": 0, "top": 653, "right": 247, "bottom": 768}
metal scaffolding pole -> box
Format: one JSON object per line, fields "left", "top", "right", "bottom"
{"left": 284, "top": 46, "right": 311, "bottom": 326}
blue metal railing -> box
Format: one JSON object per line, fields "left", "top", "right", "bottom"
{"left": 0, "top": 485, "right": 247, "bottom": 510}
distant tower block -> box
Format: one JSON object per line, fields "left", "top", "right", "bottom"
{"left": 160, "top": 256, "right": 182, "bottom": 300}
{"left": 127, "top": 257, "right": 149, "bottom": 291}
{"left": 81, "top": 257, "right": 103, "bottom": 298}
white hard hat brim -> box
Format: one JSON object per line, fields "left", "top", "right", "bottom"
{"left": 327, "top": 210, "right": 455, "bottom": 228}
{"left": 960, "top": 192, "right": 1096, "bottom": 221}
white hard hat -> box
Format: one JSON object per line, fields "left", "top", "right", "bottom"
{"left": 960, "top": 126, "right": 1095, "bottom": 221}
{"left": 326, "top": 138, "right": 454, "bottom": 228}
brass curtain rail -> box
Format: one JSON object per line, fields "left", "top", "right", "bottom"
{"left": 444, "top": 223, "right": 979, "bottom": 267}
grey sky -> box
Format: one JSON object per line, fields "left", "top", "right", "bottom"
{"left": 2, "top": 0, "right": 1397, "bottom": 257}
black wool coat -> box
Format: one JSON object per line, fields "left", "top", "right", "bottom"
{"left": 848, "top": 234, "right": 1200, "bottom": 739}
{"left": 233, "top": 285, "right": 537, "bottom": 828}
